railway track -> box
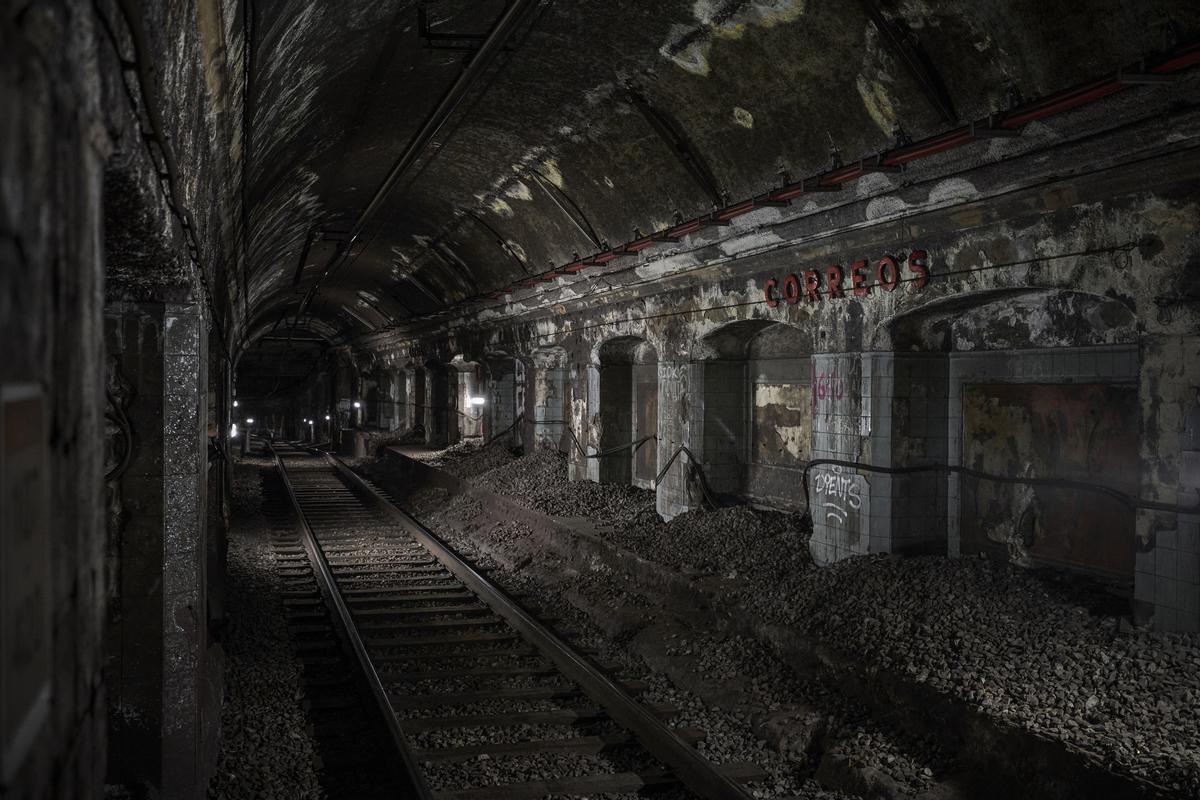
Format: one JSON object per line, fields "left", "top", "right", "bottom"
{"left": 267, "top": 441, "right": 767, "bottom": 799}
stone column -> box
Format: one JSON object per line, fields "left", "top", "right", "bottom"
{"left": 104, "top": 300, "right": 217, "bottom": 799}
{"left": 1135, "top": 336, "right": 1200, "bottom": 632}
{"left": 808, "top": 353, "right": 871, "bottom": 565}
{"left": 657, "top": 360, "right": 702, "bottom": 520}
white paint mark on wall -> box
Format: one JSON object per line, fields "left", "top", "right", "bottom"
{"left": 660, "top": 0, "right": 806, "bottom": 76}
{"left": 539, "top": 158, "right": 565, "bottom": 189}
{"left": 506, "top": 240, "right": 527, "bottom": 261}
{"left": 733, "top": 106, "right": 754, "bottom": 128}
{"left": 812, "top": 465, "right": 864, "bottom": 526}
{"left": 504, "top": 180, "right": 533, "bottom": 201}
{"left": 865, "top": 194, "right": 909, "bottom": 220}
{"left": 719, "top": 228, "right": 783, "bottom": 257}
{"left": 855, "top": 75, "right": 896, "bottom": 135}
{"left": 928, "top": 177, "right": 979, "bottom": 204}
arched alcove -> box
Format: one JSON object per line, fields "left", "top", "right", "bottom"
{"left": 597, "top": 337, "right": 658, "bottom": 487}
{"left": 881, "top": 289, "right": 1140, "bottom": 583}
{"left": 698, "top": 321, "right": 813, "bottom": 509}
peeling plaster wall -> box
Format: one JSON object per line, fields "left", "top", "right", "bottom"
{"left": 350, "top": 86, "right": 1200, "bottom": 629}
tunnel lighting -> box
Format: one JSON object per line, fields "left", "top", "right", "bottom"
{"left": 353, "top": 401, "right": 362, "bottom": 408}
{"left": 324, "top": 414, "right": 331, "bottom": 420}
{"left": 229, "top": 423, "right": 238, "bottom": 439}
{"left": 245, "top": 418, "right": 255, "bottom": 424}
{"left": 308, "top": 420, "right": 314, "bottom": 426}
{"left": 469, "top": 396, "right": 486, "bottom": 406}
{"left": 232, "top": 399, "right": 239, "bottom": 408}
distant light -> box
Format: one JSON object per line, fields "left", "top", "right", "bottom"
{"left": 469, "top": 396, "right": 486, "bottom": 406}
{"left": 324, "top": 414, "right": 331, "bottom": 420}
{"left": 230, "top": 423, "right": 238, "bottom": 438}
{"left": 353, "top": 401, "right": 362, "bottom": 409}
{"left": 308, "top": 420, "right": 314, "bottom": 426}
{"left": 246, "top": 418, "right": 255, "bottom": 424}
{"left": 232, "top": 400, "right": 239, "bottom": 408}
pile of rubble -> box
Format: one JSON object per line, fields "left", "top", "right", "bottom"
{"left": 419, "top": 438, "right": 519, "bottom": 479}
{"left": 374, "top": 447, "right": 1200, "bottom": 794}
{"left": 473, "top": 450, "right": 658, "bottom": 524}
{"left": 770, "top": 554, "right": 1200, "bottom": 794}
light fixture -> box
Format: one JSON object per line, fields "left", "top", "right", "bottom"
{"left": 325, "top": 414, "right": 331, "bottom": 420}
{"left": 232, "top": 400, "right": 239, "bottom": 408}
{"left": 246, "top": 418, "right": 255, "bottom": 424}
{"left": 308, "top": 420, "right": 314, "bottom": 426}
{"left": 469, "top": 396, "right": 486, "bottom": 406}
{"left": 353, "top": 401, "right": 362, "bottom": 409}
{"left": 229, "top": 423, "right": 239, "bottom": 438}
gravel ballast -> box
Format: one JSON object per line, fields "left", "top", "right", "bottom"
{"left": 207, "top": 461, "right": 322, "bottom": 800}
{"left": 369, "top": 444, "right": 1200, "bottom": 796}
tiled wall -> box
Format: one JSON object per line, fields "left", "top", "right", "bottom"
{"left": 488, "top": 362, "right": 517, "bottom": 443}
{"left": 887, "top": 354, "right": 949, "bottom": 554}
{"left": 598, "top": 365, "right": 634, "bottom": 484}
{"left": 701, "top": 360, "right": 749, "bottom": 495}
{"left": 809, "top": 353, "right": 870, "bottom": 564}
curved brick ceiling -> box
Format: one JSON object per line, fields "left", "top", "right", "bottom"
{"left": 242, "top": 0, "right": 1199, "bottom": 344}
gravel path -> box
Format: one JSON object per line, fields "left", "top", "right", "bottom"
{"left": 207, "top": 462, "right": 323, "bottom": 800}
{"left": 373, "top": 446, "right": 1200, "bottom": 796}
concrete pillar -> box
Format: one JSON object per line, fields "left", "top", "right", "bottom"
{"left": 576, "top": 364, "right": 598, "bottom": 483}
{"left": 103, "top": 301, "right": 218, "bottom": 799}
{"left": 656, "top": 360, "right": 702, "bottom": 520}
{"left": 808, "top": 352, "right": 871, "bottom": 565}
{"left": 1135, "top": 336, "right": 1200, "bottom": 632}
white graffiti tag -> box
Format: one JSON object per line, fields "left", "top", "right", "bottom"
{"left": 812, "top": 465, "right": 863, "bottom": 526}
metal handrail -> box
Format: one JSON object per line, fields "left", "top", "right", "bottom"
{"left": 270, "top": 445, "right": 434, "bottom": 799}
{"left": 326, "top": 452, "right": 757, "bottom": 800}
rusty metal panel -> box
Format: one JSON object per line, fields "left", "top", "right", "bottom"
{"left": 961, "top": 383, "right": 1138, "bottom": 581}
{"left": 633, "top": 364, "right": 658, "bottom": 484}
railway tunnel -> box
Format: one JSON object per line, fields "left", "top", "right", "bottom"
{"left": 3, "top": 1, "right": 1200, "bottom": 798}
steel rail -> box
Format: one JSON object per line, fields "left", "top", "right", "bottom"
{"left": 270, "top": 446, "right": 435, "bottom": 800}
{"left": 324, "top": 451, "right": 757, "bottom": 800}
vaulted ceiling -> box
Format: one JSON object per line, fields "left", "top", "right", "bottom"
{"left": 240, "top": 0, "right": 1199, "bottom": 347}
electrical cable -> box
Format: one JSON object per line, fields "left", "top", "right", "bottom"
{"left": 799, "top": 458, "right": 1200, "bottom": 523}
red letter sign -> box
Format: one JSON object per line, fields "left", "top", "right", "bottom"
{"left": 764, "top": 277, "right": 780, "bottom": 308}
{"left": 876, "top": 256, "right": 899, "bottom": 292}
{"left": 850, "top": 259, "right": 870, "bottom": 297}
{"left": 908, "top": 249, "right": 929, "bottom": 289}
